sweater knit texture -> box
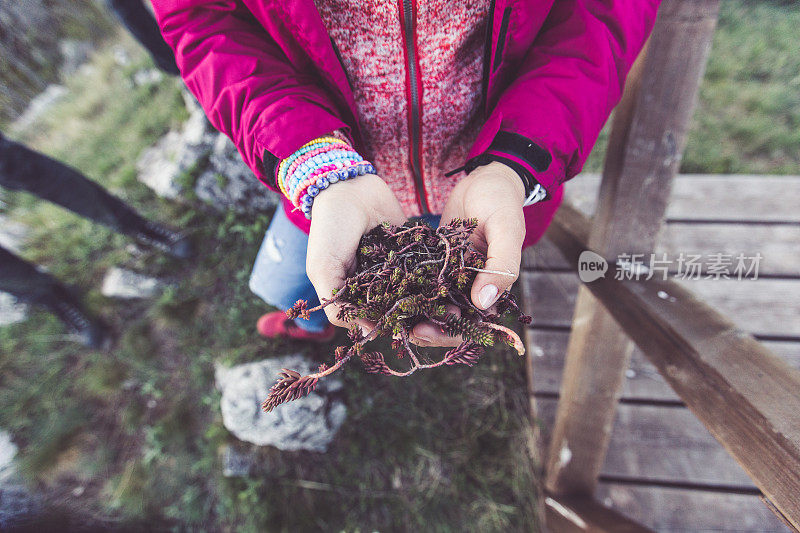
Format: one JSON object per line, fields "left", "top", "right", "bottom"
{"left": 313, "top": 0, "right": 489, "bottom": 216}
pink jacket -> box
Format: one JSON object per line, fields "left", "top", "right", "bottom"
{"left": 152, "top": 0, "right": 659, "bottom": 246}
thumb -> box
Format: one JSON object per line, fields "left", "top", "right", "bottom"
{"left": 471, "top": 213, "right": 524, "bottom": 310}
{"left": 306, "top": 247, "right": 351, "bottom": 328}
{"left": 306, "top": 211, "right": 364, "bottom": 328}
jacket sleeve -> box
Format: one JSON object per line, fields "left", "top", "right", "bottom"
{"left": 150, "top": 0, "right": 353, "bottom": 191}
{"left": 469, "top": 0, "right": 661, "bottom": 195}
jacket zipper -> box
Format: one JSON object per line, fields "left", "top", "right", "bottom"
{"left": 400, "top": 0, "right": 430, "bottom": 214}
{"left": 330, "top": 37, "right": 353, "bottom": 94}
{"left": 493, "top": 7, "right": 512, "bottom": 73}
{"left": 480, "top": 0, "right": 496, "bottom": 114}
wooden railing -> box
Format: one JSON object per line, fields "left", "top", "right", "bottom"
{"left": 535, "top": 0, "right": 800, "bottom": 530}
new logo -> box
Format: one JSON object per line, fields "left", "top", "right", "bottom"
{"left": 578, "top": 250, "right": 608, "bottom": 283}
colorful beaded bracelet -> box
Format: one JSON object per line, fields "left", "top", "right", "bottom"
{"left": 299, "top": 161, "right": 376, "bottom": 218}
{"left": 288, "top": 149, "right": 363, "bottom": 189}
{"left": 280, "top": 145, "right": 357, "bottom": 198}
{"left": 284, "top": 145, "right": 351, "bottom": 186}
{"left": 276, "top": 135, "right": 375, "bottom": 219}
{"left": 276, "top": 137, "right": 349, "bottom": 193}
{"left": 291, "top": 158, "right": 364, "bottom": 206}
{"left": 277, "top": 138, "right": 350, "bottom": 195}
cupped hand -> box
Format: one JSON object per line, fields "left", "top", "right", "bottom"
{"left": 411, "top": 161, "right": 526, "bottom": 346}
{"left": 306, "top": 173, "right": 406, "bottom": 333}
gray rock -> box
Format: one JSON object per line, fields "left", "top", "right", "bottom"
{"left": 215, "top": 355, "right": 346, "bottom": 452}
{"left": 136, "top": 129, "right": 199, "bottom": 199}
{"left": 136, "top": 94, "right": 213, "bottom": 199}
{"left": 58, "top": 39, "right": 93, "bottom": 78}
{"left": 101, "top": 268, "right": 164, "bottom": 299}
{"left": 12, "top": 85, "right": 67, "bottom": 132}
{"left": 132, "top": 68, "right": 164, "bottom": 87}
{"left": 194, "top": 133, "right": 279, "bottom": 213}
{"left": 136, "top": 130, "right": 196, "bottom": 199}
{"left": 0, "top": 293, "right": 27, "bottom": 327}
{"left": 221, "top": 445, "right": 255, "bottom": 478}
{"left": 0, "top": 431, "right": 17, "bottom": 484}
{"left": 181, "top": 92, "right": 212, "bottom": 146}
{"left": 136, "top": 92, "right": 214, "bottom": 200}
{"left": 0, "top": 215, "right": 29, "bottom": 254}
{"left": 0, "top": 430, "right": 39, "bottom": 529}
{"left": 112, "top": 45, "right": 131, "bottom": 67}
{"left": 137, "top": 92, "right": 277, "bottom": 213}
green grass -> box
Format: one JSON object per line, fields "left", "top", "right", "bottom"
{"left": 0, "top": 0, "right": 117, "bottom": 127}
{"left": 682, "top": 0, "right": 800, "bottom": 173}
{"left": 1, "top": 1, "right": 798, "bottom": 530}
{"left": 584, "top": 0, "right": 800, "bottom": 175}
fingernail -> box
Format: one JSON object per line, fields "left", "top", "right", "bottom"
{"left": 360, "top": 325, "right": 370, "bottom": 337}
{"left": 478, "top": 284, "right": 499, "bottom": 309}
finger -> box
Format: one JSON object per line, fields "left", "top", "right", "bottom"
{"left": 411, "top": 322, "right": 463, "bottom": 347}
{"left": 356, "top": 318, "right": 377, "bottom": 337}
{"left": 311, "top": 269, "right": 353, "bottom": 329}
{"left": 322, "top": 304, "right": 349, "bottom": 329}
{"left": 410, "top": 305, "right": 462, "bottom": 347}
{"left": 439, "top": 189, "right": 465, "bottom": 231}
{"left": 319, "top": 303, "right": 376, "bottom": 335}
{"left": 311, "top": 263, "right": 351, "bottom": 329}
{"left": 306, "top": 207, "right": 366, "bottom": 328}
{"left": 471, "top": 211, "right": 525, "bottom": 310}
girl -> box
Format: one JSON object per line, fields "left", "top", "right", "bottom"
{"left": 151, "top": 0, "right": 659, "bottom": 345}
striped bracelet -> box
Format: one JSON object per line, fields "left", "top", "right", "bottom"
{"left": 277, "top": 135, "right": 376, "bottom": 219}
{"left": 277, "top": 137, "right": 350, "bottom": 196}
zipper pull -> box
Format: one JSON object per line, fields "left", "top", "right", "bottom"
{"left": 444, "top": 164, "right": 467, "bottom": 177}
{"left": 445, "top": 154, "right": 491, "bottom": 177}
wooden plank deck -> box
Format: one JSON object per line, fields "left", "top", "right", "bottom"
{"left": 522, "top": 173, "right": 800, "bottom": 532}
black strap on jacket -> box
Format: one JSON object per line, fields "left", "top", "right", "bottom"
{"left": 445, "top": 130, "right": 552, "bottom": 203}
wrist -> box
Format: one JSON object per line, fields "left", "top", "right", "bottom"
{"left": 448, "top": 142, "right": 550, "bottom": 207}
{"left": 486, "top": 161, "right": 526, "bottom": 196}
{"left": 311, "top": 173, "right": 406, "bottom": 233}
{"left": 311, "top": 173, "right": 388, "bottom": 218}
{"left": 468, "top": 162, "right": 526, "bottom": 207}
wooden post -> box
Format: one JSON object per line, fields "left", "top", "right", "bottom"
{"left": 544, "top": 0, "right": 721, "bottom": 497}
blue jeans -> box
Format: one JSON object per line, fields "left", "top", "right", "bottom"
{"left": 249, "top": 207, "right": 440, "bottom": 332}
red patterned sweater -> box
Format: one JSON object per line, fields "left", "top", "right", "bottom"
{"left": 314, "top": 0, "right": 489, "bottom": 216}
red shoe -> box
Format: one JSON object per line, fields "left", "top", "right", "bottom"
{"left": 256, "top": 311, "right": 336, "bottom": 343}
